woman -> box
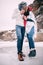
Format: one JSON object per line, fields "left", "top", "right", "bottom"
{"left": 12, "top": 2, "right": 27, "bottom": 61}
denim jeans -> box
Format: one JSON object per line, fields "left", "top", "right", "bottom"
{"left": 16, "top": 25, "right": 35, "bottom": 54}
{"left": 16, "top": 25, "right": 25, "bottom": 54}
{"left": 27, "top": 26, "right": 35, "bottom": 49}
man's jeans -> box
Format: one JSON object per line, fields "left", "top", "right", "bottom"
{"left": 16, "top": 25, "right": 25, "bottom": 54}
{"left": 16, "top": 25, "right": 35, "bottom": 54}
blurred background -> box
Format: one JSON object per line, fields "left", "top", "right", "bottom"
{"left": 0, "top": 0, "right": 43, "bottom": 42}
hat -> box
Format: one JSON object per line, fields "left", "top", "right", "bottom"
{"left": 18, "top": 2, "right": 27, "bottom": 11}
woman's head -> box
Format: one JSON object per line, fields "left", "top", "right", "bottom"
{"left": 18, "top": 1, "right": 27, "bottom": 11}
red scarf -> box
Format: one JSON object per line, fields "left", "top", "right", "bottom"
{"left": 24, "top": 20, "right": 26, "bottom": 27}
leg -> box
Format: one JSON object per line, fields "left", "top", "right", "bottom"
{"left": 27, "top": 26, "right": 35, "bottom": 49}
{"left": 21, "top": 27, "right": 25, "bottom": 51}
{"left": 27, "top": 26, "right": 36, "bottom": 57}
{"left": 16, "top": 25, "right": 25, "bottom": 54}
{"left": 16, "top": 25, "right": 25, "bottom": 61}
{"left": 21, "top": 27, "right": 26, "bottom": 57}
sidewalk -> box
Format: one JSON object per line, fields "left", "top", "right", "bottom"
{"left": 0, "top": 41, "right": 43, "bottom": 65}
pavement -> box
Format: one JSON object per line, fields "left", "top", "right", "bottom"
{"left": 0, "top": 41, "right": 43, "bottom": 65}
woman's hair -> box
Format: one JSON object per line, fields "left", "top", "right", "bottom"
{"left": 18, "top": 1, "right": 27, "bottom": 11}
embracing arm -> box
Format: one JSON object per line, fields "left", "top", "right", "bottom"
{"left": 27, "top": 11, "right": 37, "bottom": 38}
{"left": 30, "top": 11, "right": 37, "bottom": 37}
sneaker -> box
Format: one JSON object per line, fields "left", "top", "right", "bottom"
{"left": 28, "top": 50, "right": 36, "bottom": 57}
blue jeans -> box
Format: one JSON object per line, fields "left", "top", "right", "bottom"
{"left": 16, "top": 25, "right": 25, "bottom": 54}
{"left": 16, "top": 25, "right": 35, "bottom": 54}
{"left": 27, "top": 26, "right": 35, "bottom": 49}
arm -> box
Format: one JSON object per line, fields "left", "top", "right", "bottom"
{"left": 27, "top": 11, "right": 37, "bottom": 38}
{"left": 30, "top": 11, "right": 37, "bottom": 38}
{"left": 23, "top": 16, "right": 27, "bottom": 20}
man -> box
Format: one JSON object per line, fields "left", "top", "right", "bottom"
{"left": 23, "top": 7, "right": 37, "bottom": 57}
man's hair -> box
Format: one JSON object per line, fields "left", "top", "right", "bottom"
{"left": 18, "top": 1, "right": 27, "bottom": 11}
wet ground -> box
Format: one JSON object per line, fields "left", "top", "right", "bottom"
{"left": 0, "top": 41, "right": 43, "bottom": 65}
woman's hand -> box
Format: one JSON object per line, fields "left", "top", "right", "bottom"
{"left": 23, "top": 16, "right": 27, "bottom": 20}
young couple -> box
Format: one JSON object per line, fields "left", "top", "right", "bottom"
{"left": 12, "top": 2, "right": 37, "bottom": 61}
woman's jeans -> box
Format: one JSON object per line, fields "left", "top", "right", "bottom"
{"left": 16, "top": 25, "right": 35, "bottom": 54}
{"left": 16, "top": 25, "right": 25, "bottom": 54}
